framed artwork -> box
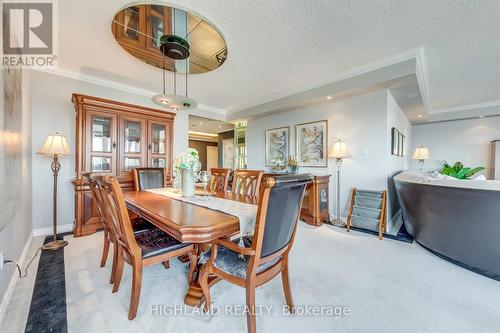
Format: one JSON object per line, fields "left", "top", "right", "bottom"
{"left": 296, "top": 120, "right": 328, "bottom": 167}
{"left": 222, "top": 138, "right": 234, "bottom": 169}
{"left": 265, "top": 126, "right": 290, "bottom": 166}
{"left": 1, "top": 66, "right": 23, "bottom": 232}
{"left": 391, "top": 127, "right": 405, "bottom": 157}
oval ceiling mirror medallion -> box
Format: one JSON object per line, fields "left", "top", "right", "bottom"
{"left": 112, "top": 3, "right": 227, "bottom": 74}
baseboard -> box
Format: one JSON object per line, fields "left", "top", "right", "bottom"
{"left": 32, "top": 223, "right": 73, "bottom": 237}
{"left": 0, "top": 233, "right": 34, "bottom": 326}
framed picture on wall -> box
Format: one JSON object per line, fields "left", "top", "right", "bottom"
{"left": 391, "top": 127, "right": 405, "bottom": 157}
{"left": 391, "top": 127, "right": 398, "bottom": 155}
{"left": 222, "top": 138, "right": 234, "bottom": 169}
{"left": 399, "top": 132, "right": 405, "bottom": 157}
{"left": 265, "top": 126, "right": 290, "bottom": 166}
{"left": 296, "top": 120, "right": 328, "bottom": 167}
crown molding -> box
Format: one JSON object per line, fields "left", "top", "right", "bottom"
{"left": 33, "top": 67, "right": 226, "bottom": 115}
{"left": 225, "top": 48, "right": 426, "bottom": 114}
{"left": 431, "top": 99, "right": 500, "bottom": 115}
{"left": 415, "top": 47, "right": 432, "bottom": 115}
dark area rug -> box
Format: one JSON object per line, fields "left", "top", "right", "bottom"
{"left": 24, "top": 233, "right": 71, "bottom": 333}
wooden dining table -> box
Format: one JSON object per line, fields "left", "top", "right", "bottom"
{"left": 124, "top": 190, "right": 257, "bottom": 307}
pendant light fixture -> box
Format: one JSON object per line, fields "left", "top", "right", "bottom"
{"left": 152, "top": 8, "right": 197, "bottom": 111}
{"left": 151, "top": 52, "right": 171, "bottom": 106}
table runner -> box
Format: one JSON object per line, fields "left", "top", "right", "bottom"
{"left": 146, "top": 188, "right": 258, "bottom": 240}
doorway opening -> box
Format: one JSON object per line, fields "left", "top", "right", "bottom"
{"left": 188, "top": 115, "right": 241, "bottom": 171}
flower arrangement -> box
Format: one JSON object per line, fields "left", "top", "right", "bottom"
{"left": 271, "top": 155, "right": 287, "bottom": 173}
{"left": 173, "top": 148, "right": 201, "bottom": 172}
{"left": 272, "top": 155, "right": 286, "bottom": 167}
{"left": 288, "top": 155, "right": 299, "bottom": 174}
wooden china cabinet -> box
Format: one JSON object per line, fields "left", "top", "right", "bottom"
{"left": 300, "top": 175, "right": 331, "bottom": 226}
{"left": 71, "top": 94, "right": 175, "bottom": 237}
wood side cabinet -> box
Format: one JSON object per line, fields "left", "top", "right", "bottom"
{"left": 300, "top": 175, "right": 331, "bottom": 226}
{"left": 71, "top": 94, "right": 175, "bottom": 237}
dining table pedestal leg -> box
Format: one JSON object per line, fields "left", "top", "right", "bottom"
{"left": 184, "top": 284, "right": 205, "bottom": 307}
{"left": 184, "top": 275, "right": 221, "bottom": 307}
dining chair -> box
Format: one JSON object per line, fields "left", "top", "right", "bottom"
{"left": 84, "top": 173, "right": 153, "bottom": 284}
{"left": 231, "top": 169, "right": 264, "bottom": 197}
{"left": 132, "top": 167, "right": 168, "bottom": 191}
{"left": 132, "top": 167, "right": 174, "bottom": 267}
{"left": 198, "top": 174, "right": 313, "bottom": 333}
{"left": 99, "top": 175, "right": 197, "bottom": 320}
{"left": 209, "top": 168, "right": 231, "bottom": 193}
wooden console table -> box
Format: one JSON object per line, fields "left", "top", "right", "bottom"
{"left": 300, "top": 174, "right": 331, "bottom": 226}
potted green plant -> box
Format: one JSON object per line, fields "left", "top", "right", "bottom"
{"left": 440, "top": 161, "right": 485, "bottom": 180}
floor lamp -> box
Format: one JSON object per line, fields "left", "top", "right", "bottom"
{"left": 329, "top": 139, "right": 351, "bottom": 226}
{"left": 37, "top": 132, "right": 71, "bottom": 251}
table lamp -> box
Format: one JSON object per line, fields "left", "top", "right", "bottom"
{"left": 412, "top": 146, "right": 430, "bottom": 171}
{"left": 329, "top": 139, "right": 351, "bottom": 226}
{"left": 37, "top": 132, "right": 72, "bottom": 250}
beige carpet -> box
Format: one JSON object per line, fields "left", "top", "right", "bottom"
{"left": 2, "top": 223, "right": 500, "bottom": 333}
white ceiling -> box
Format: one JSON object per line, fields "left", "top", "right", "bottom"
{"left": 188, "top": 115, "right": 234, "bottom": 135}
{"left": 54, "top": 0, "right": 500, "bottom": 122}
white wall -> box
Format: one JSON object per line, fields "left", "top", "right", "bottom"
{"left": 0, "top": 70, "right": 33, "bottom": 321}
{"left": 30, "top": 70, "right": 189, "bottom": 231}
{"left": 247, "top": 90, "right": 392, "bottom": 218}
{"left": 411, "top": 116, "right": 500, "bottom": 177}
{"left": 387, "top": 91, "right": 412, "bottom": 220}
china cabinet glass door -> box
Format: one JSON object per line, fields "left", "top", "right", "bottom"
{"left": 86, "top": 111, "right": 117, "bottom": 175}
{"left": 147, "top": 119, "right": 170, "bottom": 173}
{"left": 148, "top": 5, "right": 169, "bottom": 49}
{"left": 119, "top": 116, "right": 146, "bottom": 176}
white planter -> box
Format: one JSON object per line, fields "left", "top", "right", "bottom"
{"left": 181, "top": 169, "right": 196, "bottom": 198}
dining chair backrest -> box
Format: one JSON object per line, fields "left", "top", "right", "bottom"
{"left": 209, "top": 168, "right": 231, "bottom": 193}
{"left": 99, "top": 176, "right": 141, "bottom": 259}
{"left": 83, "top": 173, "right": 110, "bottom": 231}
{"left": 133, "top": 167, "right": 167, "bottom": 191}
{"left": 252, "top": 174, "right": 312, "bottom": 259}
{"left": 231, "top": 170, "right": 264, "bottom": 197}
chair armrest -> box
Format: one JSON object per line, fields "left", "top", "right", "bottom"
{"left": 214, "top": 238, "right": 256, "bottom": 256}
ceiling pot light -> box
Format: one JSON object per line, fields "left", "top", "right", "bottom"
{"left": 479, "top": 115, "right": 485, "bottom": 118}
{"left": 152, "top": 94, "right": 170, "bottom": 105}
{"left": 418, "top": 114, "right": 423, "bottom": 118}
{"left": 326, "top": 96, "right": 333, "bottom": 100}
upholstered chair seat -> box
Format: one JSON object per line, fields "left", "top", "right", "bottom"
{"left": 199, "top": 237, "right": 280, "bottom": 278}
{"left": 135, "top": 228, "right": 191, "bottom": 259}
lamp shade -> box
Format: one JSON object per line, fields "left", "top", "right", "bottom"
{"left": 37, "top": 132, "right": 71, "bottom": 155}
{"left": 412, "top": 146, "right": 430, "bottom": 160}
{"left": 329, "top": 140, "right": 351, "bottom": 159}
